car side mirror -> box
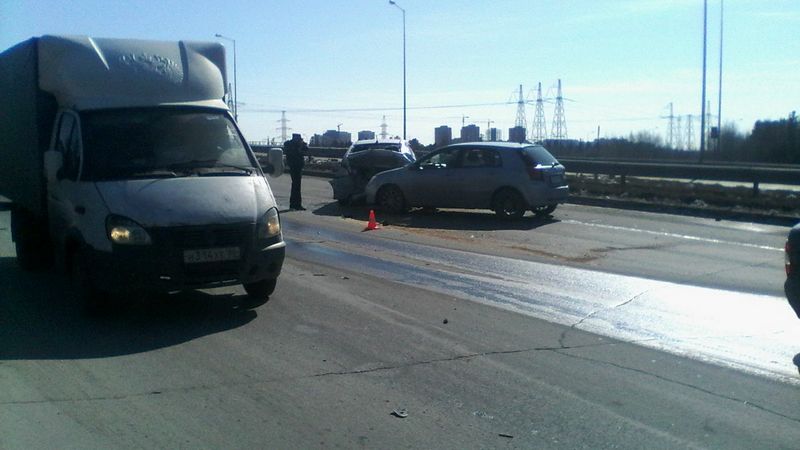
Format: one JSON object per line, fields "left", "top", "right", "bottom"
{"left": 267, "top": 148, "right": 284, "bottom": 177}
{"left": 43, "top": 150, "right": 64, "bottom": 183}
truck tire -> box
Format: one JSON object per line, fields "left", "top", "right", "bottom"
{"left": 242, "top": 279, "right": 277, "bottom": 305}
{"left": 70, "top": 248, "right": 110, "bottom": 314}
{"left": 11, "top": 210, "right": 53, "bottom": 271}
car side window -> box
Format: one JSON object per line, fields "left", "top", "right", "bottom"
{"left": 56, "top": 114, "right": 80, "bottom": 181}
{"left": 460, "top": 148, "right": 501, "bottom": 168}
{"left": 420, "top": 148, "right": 459, "bottom": 169}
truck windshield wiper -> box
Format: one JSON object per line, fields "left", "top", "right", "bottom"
{"left": 167, "top": 160, "right": 253, "bottom": 175}
{"left": 127, "top": 170, "right": 179, "bottom": 178}
{"left": 99, "top": 168, "right": 180, "bottom": 180}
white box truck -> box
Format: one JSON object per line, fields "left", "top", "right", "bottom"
{"left": 0, "top": 35, "right": 286, "bottom": 309}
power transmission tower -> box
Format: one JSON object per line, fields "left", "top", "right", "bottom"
{"left": 514, "top": 84, "right": 528, "bottom": 141}
{"left": 675, "top": 116, "right": 683, "bottom": 150}
{"left": 550, "top": 79, "right": 568, "bottom": 139}
{"left": 532, "top": 82, "right": 547, "bottom": 143}
{"left": 380, "top": 115, "right": 389, "bottom": 139}
{"left": 514, "top": 84, "right": 527, "bottom": 134}
{"left": 662, "top": 103, "right": 675, "bottom": 148}
{"left": 686, "top": 114, "right": 694, "bottom": 150}
{"left": 276, "top": 110, "right": 290, "bottom": 143}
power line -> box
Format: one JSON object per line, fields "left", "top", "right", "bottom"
{"left": 240, "top": 101, "right": 512, "bottom": 114}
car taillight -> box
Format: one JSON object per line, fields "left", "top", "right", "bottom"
{"left": 787, "top": 241, "right": 793, "bottom": 276}
{"left": 528, "top": 166, "right": 544, "bottom": 181}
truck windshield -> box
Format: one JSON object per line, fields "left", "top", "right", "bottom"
{"left": 80, "top": 109, "right": 255, "bottom": 180}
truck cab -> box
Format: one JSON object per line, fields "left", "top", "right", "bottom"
{"left": 1, "top": 36, "right": 285, "bottom": 309}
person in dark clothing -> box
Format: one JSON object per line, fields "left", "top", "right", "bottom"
{"left": 284, "top": 133, "right": 308, "bottom": 210}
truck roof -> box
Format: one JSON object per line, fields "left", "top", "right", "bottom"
{"left": 36, "top": 35, "right": 228, "bottom": 110}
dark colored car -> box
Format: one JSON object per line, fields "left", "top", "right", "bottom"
{"left": 786, "top": 222, "right": 800, "bottom": 318}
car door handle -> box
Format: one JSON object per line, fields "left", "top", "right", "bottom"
{"left": 74, "top": 206, "right": 86, "bottom": 215}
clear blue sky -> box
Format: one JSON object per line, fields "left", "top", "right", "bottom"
{"left": 2, "top": 0, "right": 798, "bottom": 146}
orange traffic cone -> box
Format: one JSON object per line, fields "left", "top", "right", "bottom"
{"left": 363, "top": 209, "right": 380, "bottom": 231}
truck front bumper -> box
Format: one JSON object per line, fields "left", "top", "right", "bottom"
{"left": 87, "top": 239, "right": 285, "bottom": 293}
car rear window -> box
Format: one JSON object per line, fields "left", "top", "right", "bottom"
{"left": 350, "top": 143, "right": 402, "bottom": 153}
{"left": 519, "top": 145, "right": 559, "bottom": 166}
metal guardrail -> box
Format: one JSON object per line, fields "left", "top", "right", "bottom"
{"left": 558, "top": 158, "right": 800, "bottom": 186}
{"left": 251, "top": 145, "right": 800, "bottom": 191}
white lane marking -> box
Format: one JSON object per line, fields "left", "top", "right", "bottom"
{"left": 561, "top": 219, "right": 783, "bottom": 252}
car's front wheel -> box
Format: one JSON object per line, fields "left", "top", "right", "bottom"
{"left": 492, "top": 189, "right": 526, "bottom": 219}
{"left": 376, "top": 185, "right": 407, "bottom": 214}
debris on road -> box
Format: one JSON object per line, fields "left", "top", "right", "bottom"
{"left": 443, "top": 318, "right": 449, "bottom": 324}
{"left": 390, "top": 408, "right": 409, "bottom": 419}
{"left": 499, "top": 433, "right": 514, "bottom": 439}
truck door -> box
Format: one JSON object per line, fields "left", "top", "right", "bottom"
{"left": 46, "top": 112, "right": 83, "bottom": 247}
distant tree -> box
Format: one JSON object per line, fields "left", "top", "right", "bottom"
{"left": 744, "top": 112, "right": 800, "bottom": 163}
{"left": 408, "top": 138, "right": 425, "bottom": 154}
{"left": 711, "top": 122, "right": 748, "bottom": 162}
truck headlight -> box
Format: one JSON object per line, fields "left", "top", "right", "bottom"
{"left": 259, "top": 207, "right": 281, "bottom": 239}
{"left": 106, "top": 215, "right": 152, "bottom": 245}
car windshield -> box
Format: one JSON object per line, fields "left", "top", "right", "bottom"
{"left": 350, "top": 143, "right": 402, "bottom": 153}
{"left": 80, "top": 108, "right": 255, "bottom": 180}
{"left": 519, "top": 145, "right": 559, "bottom": 166}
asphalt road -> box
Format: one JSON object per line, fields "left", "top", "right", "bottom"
{"left": 1, "top": 175, "right": 799, "bottom": 449}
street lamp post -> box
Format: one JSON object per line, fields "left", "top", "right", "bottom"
{"left": 215, "top": 34, "right": 237, "bottom": 122}
{"left": 388, "top": 0, "right": 406, "bottom": 140}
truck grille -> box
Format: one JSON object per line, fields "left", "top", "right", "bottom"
{"left": 149, "top": 223, "right": 251, "bottom": 250}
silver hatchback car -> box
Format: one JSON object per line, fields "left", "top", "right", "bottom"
{"left": 365, "top": 142, "right": 568, "bottom": 218}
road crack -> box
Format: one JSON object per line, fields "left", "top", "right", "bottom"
{"left": 0, "top": 342, "right": 617, "bottom": 407}
{"left": 559, "top": 288, "right": 652, "bottom": 348}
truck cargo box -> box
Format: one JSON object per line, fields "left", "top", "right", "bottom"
{"left": 1, "top": 36, "right": 230, "bottom": 214}
{"left": 0, "top": 39, "right": 57, "bottom": 214}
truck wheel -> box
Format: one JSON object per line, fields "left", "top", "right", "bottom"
{"left": 243, "top": 278, "right": 277, "bottom": 302}
{"left": 71, "top": 249, "right": 109, "bottom": 314}
{"left": 11, "top": 210, "right": 53, "bottom": 271}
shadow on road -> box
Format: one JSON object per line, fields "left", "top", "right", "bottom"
{"left": 311, "top": 201, "right": 559, "bottom": 231}
{"left": 0, "top": 257, "right": 259, "bottom": 361}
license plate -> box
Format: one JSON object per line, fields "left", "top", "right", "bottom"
{"left": 550, "top": 174, "right": 564, "bottom": 184}
{"left": 183, "top": 247, "right": 241, "bottom": 264}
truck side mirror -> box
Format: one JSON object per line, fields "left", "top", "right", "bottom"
{"left": 43, "top": 150, "right": 64, "bottom": 183}
{"left": 267, "top": 148, "right": 284, "bottom": 178}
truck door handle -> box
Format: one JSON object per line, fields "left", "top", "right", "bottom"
{"left": 74, "top": 206, "right": 86, "bottom": 215}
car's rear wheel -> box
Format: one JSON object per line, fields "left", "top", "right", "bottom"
{"left": 532, "top": 204, "right": 557, "bottom": 217}
{"left": 376, "top": 185, "right": 406, "bottom": 214}
{"left": 492, "top": 189, "right": 526, "bottom": 219}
